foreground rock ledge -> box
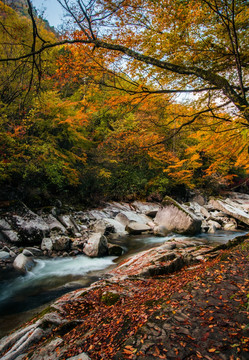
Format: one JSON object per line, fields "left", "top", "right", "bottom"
{"left": 0, "top": 234, "right": 247, "bottom": 360}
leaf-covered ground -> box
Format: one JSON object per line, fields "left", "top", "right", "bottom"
{"left": 26, "top": 238, "right": 249, "bottom": 360}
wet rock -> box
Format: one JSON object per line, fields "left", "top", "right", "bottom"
{"left": 153, "top": 225, "right": 169, "bottom": 237}
{"left": 108, "top": 243, "right": 123, "bottom": 256}
{"left": 0, "top": 251, "right": 10, "bottom": 259}
{"left": 13, "top": 253, "right": 35, "bottom": 273}
{"left": 83, "top": 233, "right": 109, "bottom": 257}
{"left": 126, "top": 222, "right": 152, "bottom": 235}
{"left": 155, "top": 197, "right": 202, "bottom": 235}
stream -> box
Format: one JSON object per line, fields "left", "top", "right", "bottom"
{"left": 0, "top": 230, "right": 247, "bottom": 338}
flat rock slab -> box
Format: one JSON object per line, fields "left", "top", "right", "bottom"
{"left": 210, "top": 198, "right": 249, "bottom": 226}
{"left": 126, "top": 222, "right": 151, "bottom": 235}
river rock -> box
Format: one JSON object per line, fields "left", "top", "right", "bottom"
{"left": 131, "top": 201, "right": 159, "bottom": 217}
{"left": 93, "top": 219, "right": 115, "bottom": 235}
{"left": 41, "top": 237, "right": 53, "bottom": 251}
{"left": 52, "top": 236, "right": 71, "bottom": 251}
{"left": 115, "top": 213, "right": 130, "bottom": 227}
{"left": 57, "top": 215, "right": 80, "bottom": 235}
{"left": 108, "top": 243, "right": 124, "bottom": 256}
{"left": 126, "top": 222, "right": 151, "bottom": 235}
{"left": 209, "top": 199, "right": 249, "bottom": 227}
{"left": 42, "top": 214, "right": 67, "bottom": 234}
{"left": 13, "top": 253, "right": 35, "bottom": 273}
{"left": 5, "top": 204, "right": 50, "bottom": 244}
{"left": 223, "top": 219, "right": 237, "bottom": 230}
{"left": 153, "top": 225, "right": 169, "bottom": 237}
{"left": 1, "top": 230, "right": 20, "bottom": 243}
{"left": 24, "top": 247, "right": 43, "bottom": 256}
{"left": 83, "top": 233, "right": 108, "bottom": 257}
{"left": 155, "top": 197, "right": 202, "bottom": 235}
{"left": 0, "top": 251, "right": 10, "bottom": 259}
{"left": 22, "top": 249, "right": 33, "bottom": 257}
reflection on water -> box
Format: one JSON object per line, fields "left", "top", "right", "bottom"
{"left": 0, "top": 229, "right": 247, "bottom": 338}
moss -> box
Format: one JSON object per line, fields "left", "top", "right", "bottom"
{"left": 162, "top": 196, "right": 189, "bottom": 216}
{"left": 101, "top": 291, "right": 120, "bottom": 306}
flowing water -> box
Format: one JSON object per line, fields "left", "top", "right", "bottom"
{"left": 0, "top": 230, "right": 247, "bottom": 338}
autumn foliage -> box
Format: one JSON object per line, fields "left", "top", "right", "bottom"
{"left": 0, "top": 0, "right": 248, "bottom": 204}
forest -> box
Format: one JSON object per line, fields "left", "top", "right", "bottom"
{"left": 0, "top": 0, "right": 248, "bottom": 206}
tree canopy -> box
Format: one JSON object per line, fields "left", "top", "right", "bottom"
{"left": 0, "top": 0, "right": 248, "bottom": 204}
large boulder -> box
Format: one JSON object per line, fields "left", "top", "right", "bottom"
{"left": 4, "top": 203, "right": 50, "bottom": 244}
{"left": 57, "top": 215, "right": 81, "bottom": 236}
{"left": 41, "top": 214, "right": 67, "bottom": 234}
{"left": 83, "top": 233, "right": 109, "bottom": 257}
{"left": 209, "top": 198, "right": 249, "bottom": 227}
{"left": 154, "top": 197, "right": 202, "bottom": 235}
{"left": 13, "top": 253, "right": 35, "bottom": 273}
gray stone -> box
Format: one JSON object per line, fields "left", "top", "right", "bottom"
{"left": 83, "top": 233, "right": 108, "bottom": 257}
{"left": 42, "top": 214, "right": 67, "bottom": 233}
{"left": 11, "top": 212, "right": 49, "bottom": 243}
{"left": 0, "top": 219, "right": 12, "bottom": 230}
{"left": 57, "top": 215, "right": 80, "bottom": 234}
{"left": 67, "top": 353, "right": 91, "bottom": 360}
{"left": 108, "top": 243, "right": 124, "bottom": 256}
{"left": 115, "top": 213, "right": 130, "bottom": 226}
{"left": 24, "top": 247, "right": 43, "bottom": 256}
{"left": 153, "top": 225, "right": 169, "bottom": 237}
{"left": 126, "top": 222, "right": 151, "bottom": 235}
{"left": 209, "top": 198, "right": 249, "bottom": 227}
{"left": 1, "top": 230, "right": 20, "bottom": 243}
{"left": 0, "top": 251, "right": 10, "bottom": 259}
{"left": 155, "top": 197, "right": 202, "bottom": 235}
{"left": 93, "top": 219, "right": 115, "bottom": 235}
{"left": 13, "top": 253, "right": 35, "bottom": 273}
{"left": 29, "top": 338, "right": 64, "bottom": 360}
{"left": 52, "top": 236, "right": 71, "bottom": 251}
{"left": 22, "top": 249, "right": 33, "bottom": 257}
{"left": 41, "top": 238, "right": 53, "bottom": 251}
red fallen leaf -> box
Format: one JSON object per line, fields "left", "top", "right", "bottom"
{"left": 208, "top": 348, "right": 216, "bottom": 353}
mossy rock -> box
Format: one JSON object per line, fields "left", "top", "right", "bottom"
{"left": 101, "top": 291, "right": 120, "bottom": 306}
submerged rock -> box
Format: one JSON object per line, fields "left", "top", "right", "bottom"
{"left": 13, "top": 253, "right": 35, "bottom": 273}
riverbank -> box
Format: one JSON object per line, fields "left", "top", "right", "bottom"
{"left": 1, "top": 234, "right": 248, "bottom": 360}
